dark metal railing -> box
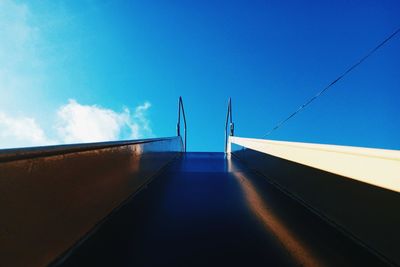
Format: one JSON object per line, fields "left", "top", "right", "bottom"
{"left": 0, "top": 137, "right": 181, "bottom": 163}
{"left": 224, "top": 97, "right": 234, "bottom": 153}
{"left": 177, "top": 96, "right": 187, "bottom": 152}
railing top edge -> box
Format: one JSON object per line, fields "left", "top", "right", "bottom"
{"left": 0, "top": 136, "right": 180, "bottom": 163}
{"left": 230, "top": 136, "right": 400, "bottom": 193}
{"left": 230, "top": 136, "right": 400, "bottom": 160}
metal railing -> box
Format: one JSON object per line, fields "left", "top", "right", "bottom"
{"left": 177, "top": 96, "right": 187, "bottom": 152}
{"left": 0, "top": 137, "right": 181, "bottom": 163}
{"left": 224, "top": 97, "right": 234, "bottom": 153}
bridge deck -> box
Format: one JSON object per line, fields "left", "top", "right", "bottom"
{"left": 57, "top": 152, "right": 386, "bottom": 267}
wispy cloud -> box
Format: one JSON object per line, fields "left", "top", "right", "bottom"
{"left": 132, "top": 102, "right": 152, "bottom": 137}
{"left": 0, "top": 0, "right": 38, "bottom": 65}
{"left": 0, "top": 100, "right": 153, "bottom": 149}
{"left": 0, "top": 1, "right": 154, "bottom": 149}
{"left": 0, "top": 0, "right": 43, "bottom": 103}
{"left": 55, "top": 99, "right": 152, "bottom": 143}
{"left": 0, "top": 112, "right": 53, "bottom": 148}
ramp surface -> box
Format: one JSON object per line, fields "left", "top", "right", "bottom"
{"left": 57, "top": 153, "right": 387, "bottom": 267}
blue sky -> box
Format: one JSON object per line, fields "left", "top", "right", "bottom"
{"left": 0, "top": 0, "right": 399, "bottom": 151}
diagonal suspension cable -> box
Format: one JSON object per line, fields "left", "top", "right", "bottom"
{"left": 264, "top": 27, "right": 400, "bottom": 137}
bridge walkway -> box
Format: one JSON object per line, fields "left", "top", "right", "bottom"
{"left": 57, "top": 152, "right": 386, "bottom": 267}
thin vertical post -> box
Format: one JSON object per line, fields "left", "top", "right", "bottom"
{"left": 225, "top": 98, "right": 234, "bottom": 153}
{"left": 177, "top": 96, "right": 187, "bottom": 152}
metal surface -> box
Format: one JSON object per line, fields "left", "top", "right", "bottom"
{"left": 177, "top": 96, "right": 187, "bottom": 152}
{"left": 231, "top": 144, "right": 400, "bottom": 266}
{"left": 0, "top": 137, "right": 179, "bottom": 163}
{"left": 230, "top": 136, "right": 400, "bottom": 192}
{"left": 0, "top": 137, "right": 183, "bottom": 267}
{"left": 56, "top": 153, "right": 387, "bottom": 267}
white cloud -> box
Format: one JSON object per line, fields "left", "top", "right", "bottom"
{"left": 132, "top": 102, "right": 152, "bottom": 138}
{"left": 0, "top": 0, "right": 44, "bottom": 106}
{"left": 56, "top": 99, "right": 125, "bottom": 143}
{"left": 55, "top": 99, "right": 152, "bottom": 143}
{"left": 0, "top": 99, "right": 153, "bottom": 148}
{"left": 0, "top": 112, "right": 53, "bottom": 149}
{"left": 0, "top": 2, "right": 154, "bottom": 149}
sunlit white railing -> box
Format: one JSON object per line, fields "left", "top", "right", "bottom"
{"left": 229, "top": 136, "right": 400, "bottom": 193}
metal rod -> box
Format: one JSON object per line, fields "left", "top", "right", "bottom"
{"left": 225, "top": 97, "right": 234, "bottom": 153}
{"left": 177, "top": 96, "right": 187, "bottom": 152}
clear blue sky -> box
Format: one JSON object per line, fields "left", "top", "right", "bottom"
{"left": 1, "top": 0, "right": 399, "bottom": 151}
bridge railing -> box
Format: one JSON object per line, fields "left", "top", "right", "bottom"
{"left": 229, "top": 136, "right": 400, "bottom": 266}
{"left": 0, "top": 136, "right": 183, "bottom": 267}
